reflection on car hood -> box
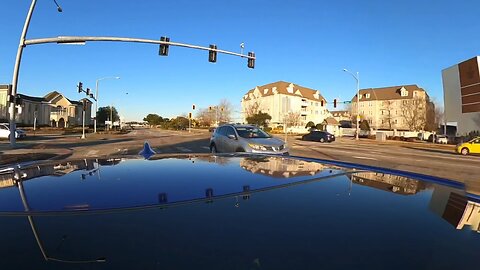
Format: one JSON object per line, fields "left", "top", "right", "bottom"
{"left": 0, "top": 154, "right": 478, "bottom": 269}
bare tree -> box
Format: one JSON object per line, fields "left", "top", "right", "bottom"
{"left": 244, "top": 101, "right": 261, "bottom": 118}
{"left": 196, "top": 108, "right": 215, "bottom": 127}
{"left": 217, "top": 99, "right": 233, "bottom": 124}
{"left": 283, "top": 111, "right": 301, "bottom": 128}
{"left": 381, "top": 100, "right": 395, "bottom": 130}
{"left": 400, "top": 96, "right": 427, "bottom": 131}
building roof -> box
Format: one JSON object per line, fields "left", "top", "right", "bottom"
{"left": 43, "top": 91, "right": 62, "bottom": 102}
{"left": 44, "top": 91, "right": 90, "bottom": 105}
{"left": 330, "top": 110, "right": 350, "bottom": 116}
{"left": 243, "top": 81, "right": 325, "bottom": 102}
{"left": 18, "top": 93, "right": 46, "bottom": 103}
{"left": 323, "top": 117, "right": 339, "bottom": 125}
{"left": 350, "top": 85, "right": 428, "bottom": 102}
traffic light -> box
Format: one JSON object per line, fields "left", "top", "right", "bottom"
{"left": 247, "top": 52, "right": 255, "bottom": 69}
{"left": 192, "top": 104, "right": 196, "bottom": 110}
{"left": 78, "top": 82, "right": 83, "bottom": 93}
{"left": 320, "top": 100, "right": 324, "bottom": 107}
{"left": 333, "top": 99, "right": 337, "bottom": 108}
{"left": 188, "top": 112, "right": 192, "bottom": 119}
{"left": 82, "top": 100, "right": 87, "bottom": 111}
{"left": 209, "top": 44, "right": 217, "bottom": 63}
{"left": 159, "top": 36, "right": 170, "bottom": 56}
{"left": 86, "top": 88, "right": 90, "bottom": 95}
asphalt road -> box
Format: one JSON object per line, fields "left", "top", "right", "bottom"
{"left": 1, "top": 128, "right": 479, "bottom": 184}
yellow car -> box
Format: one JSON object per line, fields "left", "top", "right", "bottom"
{"left": 456, "top": 137, "right": 480, "bottom": 155}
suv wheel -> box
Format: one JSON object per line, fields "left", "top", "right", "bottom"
{"left": 461, "top": 147, "right": 469, "bottom": 156}
{"left": 320, "top": 138, "right": 325, "bottom": 143}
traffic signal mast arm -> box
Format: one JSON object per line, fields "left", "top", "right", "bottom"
{"left": 24, "top": 35, "right": 256, "bottom": 67}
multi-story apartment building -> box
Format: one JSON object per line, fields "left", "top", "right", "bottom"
{"left": 442, "top": 56, "right": 480, "bottom": 135}
{"left": 350, "top": 85, "right": 434, "bottom": 131}
{"left": 0, "top": 88, "right": 92, "bottom": 127}
{"left": 241, "top": 81, "right": 329, "bottom": 128}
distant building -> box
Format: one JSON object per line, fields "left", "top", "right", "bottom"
{"left": 442, "top": 56, "right": 480, "bottom": 135}
{"left": 241, "top": 81, "right": 329, "bottom": 128}
{"left": 331, "top": 110, "right": 351, "bottom": 122}
{"left": 0, "top": 89, "right": 91, "bottom": 127}
{"left": 350, "top": 85, "right": 434, "bottom": 131}
{"left": 331, "top": 110, "right": 352, "bottom": 128}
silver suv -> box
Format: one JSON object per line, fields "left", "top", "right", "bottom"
{"left": 209, "top": 124, "right": 289, "bottom": 155}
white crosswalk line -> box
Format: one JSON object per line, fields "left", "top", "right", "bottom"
{"left": 352, "top": 156, "right": 378, "bottom": 161}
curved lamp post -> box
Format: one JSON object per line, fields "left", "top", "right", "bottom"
{"left": 343, "top": 69, "right": 360, "bottom": 141}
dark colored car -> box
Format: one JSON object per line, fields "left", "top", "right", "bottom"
{"left": 301, "top": 131, "right": 335, "bottom": 143}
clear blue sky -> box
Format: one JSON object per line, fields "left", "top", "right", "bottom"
{"left": 1, "top": 0, "right": 479, "bottom": 121}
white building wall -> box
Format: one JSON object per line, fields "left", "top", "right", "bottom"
{"left": 442, "top": 63, "right": 480, "bottom": 135}
{"left": 242, "top": 93, "right": 328, "bottom": 127}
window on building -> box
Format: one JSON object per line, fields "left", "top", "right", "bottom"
{"left": 401, "top": 90, "right": 408, "bottom": 97}
{"left": 366, "top": 93, "right": 370, "bottom": 98}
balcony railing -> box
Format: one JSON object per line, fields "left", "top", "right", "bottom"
{"left": 50, "top": 111, "right": 67, "bottom": 116}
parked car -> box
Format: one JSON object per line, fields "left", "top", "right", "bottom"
{"left": 0, "top": 123, "right": 26, "bottom": 139}
{"left": 209, "top": 124, "right": 288, "bottom": 155}
{"left": 301, "top": 131, "right": 335, "bottom": 143}
{"left": 456, "top": 137, "right": 480, "bottom": 155}
{"left": 435, "top": 135, "right": 448, "bottom": 144}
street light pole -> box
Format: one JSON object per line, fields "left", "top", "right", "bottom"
{"left": 9, "top": 0, "right": 62, "bottom": 147}
{"left": 9, "top": 0, "right": 37, "bottom": 147}
{"left": 81, "top": 108, "right": 86, "bottom": 139}
{"left": 94, "top": 76, "right": 120, "bottom": 133}
{"left": 343, "top": 69, "right": 360, "bottom": 141}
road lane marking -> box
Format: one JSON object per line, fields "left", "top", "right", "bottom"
{"left": 86, "top": 150, "right": 98, "bottom": 156}
{"left": 201, "top": 146, "right": 210, "bottom": 150}
{"left": 351, "top": 156, "right": 378, "bottom": 161}
{"left": 175, "top": 147, "right": 192, "bottom": 152}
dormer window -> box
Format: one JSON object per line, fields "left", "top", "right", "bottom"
{"left": 263, "top": 88, "right": 269, "bottom": 94}
{"left": 400, "top": 87, "right": 408, "bottom": 97}
{"left": 287, "top": 83, "right": 294, "bottom": 93}
{"left": 359, "top": 94, "right": 363, "bottom": 99}
{"left": 365, "top": 93, "right": 370, "bottom": 98}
